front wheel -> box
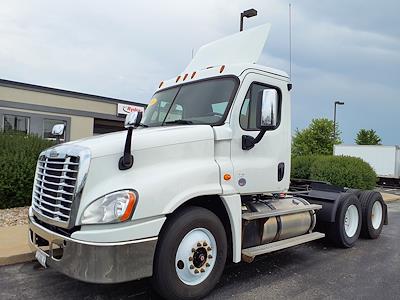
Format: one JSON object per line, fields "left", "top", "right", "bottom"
{"left": 152, "top": 206, "right": 227, "bottom": 300}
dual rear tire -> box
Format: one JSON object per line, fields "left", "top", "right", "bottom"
{"left": 328, "top": 191, "right": 385, "bottom": 247}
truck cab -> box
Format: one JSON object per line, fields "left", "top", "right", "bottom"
{"left": 28, "top": 24, "right": 387, "bottom": 300}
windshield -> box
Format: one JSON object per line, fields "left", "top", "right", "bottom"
{"left": 141, "top": 77, "right": 238, "bottom": 127}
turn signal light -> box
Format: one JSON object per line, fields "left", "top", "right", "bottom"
{"left": 223, "top": 174, "right": 231, "bottom": 181}
{"left": 119, "top": 192, "right": 136, "bottom": 222}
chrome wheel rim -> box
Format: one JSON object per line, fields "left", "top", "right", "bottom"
{"left": 344, "top": 204, "right": 359, "bottom": 238}
{"left": 175, "top": 228, "right": 217, "bottom": 286}
{"left": 371, "top": 201, "right": 383, "bottom": 229}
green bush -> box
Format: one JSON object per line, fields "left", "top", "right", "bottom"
{"left": 291, "top": 155, "right": 377, "bottom": 190}
{"left": 291, "top": 155, "right": 316, "bottom": 179}
{"left": 0, "top": 132, "right": 55, "bottom": 208}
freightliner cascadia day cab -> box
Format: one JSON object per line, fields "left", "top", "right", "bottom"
{"left": 28, "top": 24, "right": 388, "bottom": 300}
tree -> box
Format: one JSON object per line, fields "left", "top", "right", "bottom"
{"left": 292, "top": 118, "right": 341, "bottom": 156}
{"left": 355, "top": 129, "right": 382, "bottom": 145}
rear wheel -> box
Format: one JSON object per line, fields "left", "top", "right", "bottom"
{"left": 152, "top": 206, "right": 227, "bottom": 300}
{"left": 328, "top": 193, "right": 362, "bottom": 248}
{"left": 359, "top": 191, "right": 385, "bottom": 239}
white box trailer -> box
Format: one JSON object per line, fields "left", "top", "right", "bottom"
{"left": 334, "top": 144, "right": 400, "bottom": 186}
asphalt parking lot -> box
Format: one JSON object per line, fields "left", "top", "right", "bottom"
{"left": 377, "top": 187, "right": 400, "bottom": 196}
{"left": 1, "top": 200, "right": 399, "bottom": 300}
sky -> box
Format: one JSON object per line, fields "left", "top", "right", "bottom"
{"left": 1, "top": 0, "right": 399, "bottom": 144}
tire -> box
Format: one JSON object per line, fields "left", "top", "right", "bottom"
{"left": 327, "top": 193, "right": 362, "bottom": 248}
{"left": 359, "top": 191, "right": 385, "bottom": 239}
{"left": 152, "top": 206, "right": 227, "bottom": 300}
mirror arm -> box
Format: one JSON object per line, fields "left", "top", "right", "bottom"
{"left": 119, "top": 127, "right": 134, "bottom": 170}
{"left": 242, "top": 127, "right": 267, "bottom": 150}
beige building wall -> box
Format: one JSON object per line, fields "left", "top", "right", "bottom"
{"left": 70, "top": 116, "right": 94, "bottom": 140}
{"left": 0, "top": 85, "right": 117, "bottom": 115}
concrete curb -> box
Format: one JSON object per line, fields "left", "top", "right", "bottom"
{"left": 1, "top": 193, "right": 400, "bottom": 267}
{"left": 0, "top": 252, "right": 35, "bottom": 266}
{"left": 0, "top": 225, "right": 35, "bottom": 267}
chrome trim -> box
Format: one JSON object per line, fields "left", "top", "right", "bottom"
{"left": 34, "top": 183, "right": 74, "bottom": 196}
{"left": 31, "top": 144, "right": 91, "bottom": 229}
{"left": 29, "top": 213, "right": 157, "bottom": 283}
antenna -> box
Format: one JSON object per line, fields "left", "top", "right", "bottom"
{"left": 289, "top": 3, "right": 292, "bottom": 81}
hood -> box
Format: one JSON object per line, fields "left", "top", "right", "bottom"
{"left": 62, "top": 125, "right": 215, "bottom": 158}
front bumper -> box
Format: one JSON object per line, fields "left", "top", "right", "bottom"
{"left": 28, "top": 214, "right": 157, "bottom": 283}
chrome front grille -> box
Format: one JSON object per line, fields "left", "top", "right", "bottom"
{"left": 32, "top": 155, "right": 80, "bottom": 226}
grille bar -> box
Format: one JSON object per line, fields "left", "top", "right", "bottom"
{"left": 34, "top": 183, "right": 74, "bottom": 196}
{"left": 33, "top": 190, "right": 73, "bottom": 203}
{"left": 36, "top": 177, "right": 76, "bottom": 189}
{"left": 37, "top": 171, "right": 77, "bottom": 181}
{"left": 38, "top": 165, "right": 78, "bottom": 173}
{"left": 33, "top": 195, "right": 71, "bottom": 211}
{"left": 38, "top": 160, "right": 79, "bottom": 165}
{"left": 33, "top": 202, "right": 70, "bottom": 219}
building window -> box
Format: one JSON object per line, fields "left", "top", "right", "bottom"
{"left": 43, "top": 119, "right": 66, "bottom": 141}
{"left": 3, "top": 114, "right": 29, "bottom": 133}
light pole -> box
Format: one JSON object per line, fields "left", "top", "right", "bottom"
{"left": 240, "top": 8, "right": 257, "bottom": 31}
{"left": 333, "top": 101, "right": 344, "bottom": 141}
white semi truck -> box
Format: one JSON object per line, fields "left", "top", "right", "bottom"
{"left": 28, "top": 24, "right": 387, "bottom": 300}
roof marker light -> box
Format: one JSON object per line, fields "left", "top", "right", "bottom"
{"left": 176, "top": 75, "right": 181, "bottom": 83}
{"left": 183, "top": 73, "right": 189, "bottom": 81}
{"left": 191, "top": 71, "right": 196, "bottom": 79}
{"left": 219, "top": 65, "right": 225, "bottom": 73}
{"left": 159, "top": 81, "right": 164, "bottom": 88}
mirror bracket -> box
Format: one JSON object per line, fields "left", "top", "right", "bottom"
{"left": 119, "top": 111, "right": 142, "bottom": 170}
{"left": 242, "top": 127, "right": 267, "bottom": 150}
{"left": 118, "top": 127, "right": 134, "bottom": 170}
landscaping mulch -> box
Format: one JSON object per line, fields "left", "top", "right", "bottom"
{"left": 0, "top": 206, "right": 29, "bottom": 227}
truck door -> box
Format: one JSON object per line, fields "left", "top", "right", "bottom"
{"left": 229, "top": 73, "right": 291, "bottom": 194}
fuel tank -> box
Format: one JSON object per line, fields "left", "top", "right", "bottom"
{"left": 242, "top": 197, "right": 316, "bottom": 248}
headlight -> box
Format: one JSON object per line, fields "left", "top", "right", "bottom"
{"left": 81, "top": 190, "right": 137, "bottom": 225}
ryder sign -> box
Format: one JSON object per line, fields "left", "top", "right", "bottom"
{"left": 117, "top": 103, "right": 145, "bottom": 116}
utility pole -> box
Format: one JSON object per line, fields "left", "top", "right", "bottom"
{"left": 333, "top": 101, "right": 344, "bottom": 141}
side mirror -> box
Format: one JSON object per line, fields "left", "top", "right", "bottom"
{"left": 51, "top": 124, "right": 65, "bottom": 144}
{"left": 51, "top": 124, "right": 65, "bottom": 136}
{"left": 242, "top": 89, "right": 279, "bottom": 150}
{"left": 124, "top": 111, "right": 142, "bottom": 128}
{"left": 256, "top": 89, "right": 278, "bottom": 129}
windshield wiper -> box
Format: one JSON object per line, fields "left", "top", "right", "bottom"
{"left": 164, "top": 120, "right": 194, "bottom": 125}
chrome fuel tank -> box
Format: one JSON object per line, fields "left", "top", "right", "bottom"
{"left": 242, "top": 197, "right": 316, "bottom": 248}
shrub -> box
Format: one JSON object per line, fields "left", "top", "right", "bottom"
{"left": 0, "top": 132, "right": 55, "bottom": 209}
{"left": 291, "top": 155, "right": 316, "bottom": 179}
{"left": 291, "top": 155, "right": 377, "bottom": 190}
